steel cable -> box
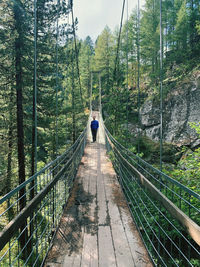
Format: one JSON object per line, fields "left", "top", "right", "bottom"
{"left": 70, "top": 0, "right": 84, "bottom": 107}
{"left": 113, "top": 0, "right": 126, "bottom": 87}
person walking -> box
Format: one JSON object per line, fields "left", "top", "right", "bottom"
{"left": 91, "top": 116, "right": 99, "bottom": 142}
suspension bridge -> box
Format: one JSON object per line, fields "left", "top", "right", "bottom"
{"left": 45, "top": 112, "right": 152, "bottom": 267}
{"left": 0, "top": 111, "right": 200, "bottom": 266}
{"left": 0, "top": 0, "right": 200, "bottom": 266}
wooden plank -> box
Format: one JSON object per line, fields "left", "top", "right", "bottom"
{"left": 80, "top": 144, "right": 98, "bottom": 267}
{"left": 120, "top": 208, "right": 153, "bottom": 267}
{"left": 99, "top": 137, "right": 153, "bottom": 267}
{"left": 81, "top": 154, "right": 90, "bottom": 195}
{"left": 107, "top": 201, "right": 135, "bottom": 267}
{"left": 63, "top": 254, "right": 81, "bottom": 267}
{"left": 45, "top": 262, "right": 62, "bottom": 267}
{"left": 96, "top": 141, "right": 117, "bottom": 267}
{"left": 81, "top": 233, "right": 98, "bottom": 267}
{"left": 97, "top": 177, "right": 107, "bottom": 225}
{"left": 97, "top": 144, "right": 135, "bottom": 267}
{"left": 98, "top": 226, "right": 116, "bottom": 267}
{"left": 102, "top": 162, "right": 135, "bottom": 267}
{"left": 88, "top": 149, "right": 97, "bottom": 223}
{"left": 62, "top": 228, "right": 84, "bottom": 267}
{"left": 97, "top": 147, "right": 108, "bottom": 226}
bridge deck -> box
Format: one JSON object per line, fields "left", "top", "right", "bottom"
{"left": 45, "top": 113, "right": 152, "bottom": 267}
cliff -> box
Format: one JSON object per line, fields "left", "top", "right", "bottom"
{"left": 140, "top": 70, "right": 200, "bottom": 148}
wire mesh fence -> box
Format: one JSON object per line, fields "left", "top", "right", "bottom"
{"left": 104, "top": 126, "right": 200, "bottom": 267}
{"left": 0, "top": 128, "right": 87, "bottom": 267}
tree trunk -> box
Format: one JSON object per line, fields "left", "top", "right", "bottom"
{"left": 6, "top": 84, "right": 15, "bottom": 220}
{"left": 13, "top": 0, "right": 28, "bottom": 257}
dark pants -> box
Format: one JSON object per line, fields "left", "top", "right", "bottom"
{"left": 91, "top": 129, "right": 98, "bottom": 142}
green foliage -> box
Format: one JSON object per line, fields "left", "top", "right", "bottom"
{"left": 93, "top": 26, "right": 114, "bottom": 95}
{"left": 165, "top": 150, "right": 200, "bottom": 194}
{"left": 79, "top": 36, "right": 94, "bottom": 106}
{"left": 189, "top": 122, "right": 200, "bottom": 135}
{"left": 163, "top": 123, "right": 200, "bottom": 196}
{"left": 140, "top": 0, "right": 160, "bottom": 76}
{"left": 196, "top": 21, "right": 200, "bottom": 34}
{"left": 0, "top": 0, "right": 87, "bottom": 196}
{"left": 126, "top": 135, "right": 178, "bottom": 164}
{"left": 174, "top": 0, "right": 189, "bottom": 51}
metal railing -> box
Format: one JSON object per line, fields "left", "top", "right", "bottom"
{"left": 104, "top": 126, "right": 200, "bottom": 267}
{"left": 0, "top": 128, "right": 87, "bottom": 267}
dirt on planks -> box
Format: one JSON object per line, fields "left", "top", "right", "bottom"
{"left": 45, "top": 163, "right": 98, "bottom": 263}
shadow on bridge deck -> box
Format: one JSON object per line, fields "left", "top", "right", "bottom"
{"left": 45, "top": 112, "right": 152, "bottom": 267}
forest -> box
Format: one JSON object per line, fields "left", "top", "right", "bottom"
{"left": 0, "top": 0, "right": 200, "bottom": 202}
{"left": 0, "top": 0, "right": 200, "bottom": 266}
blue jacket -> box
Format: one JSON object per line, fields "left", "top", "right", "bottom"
{"left": 91, "top": 120, "right": 99, "bottom": 130}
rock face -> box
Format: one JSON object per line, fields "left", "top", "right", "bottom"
{"left": 140, "top": 71, "right": 200, "bottom": 147}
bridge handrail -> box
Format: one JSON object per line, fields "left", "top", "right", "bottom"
{"left": 111, "top": 136, "right": 200, "bottom": 245}
{"left": 104, "top": 127, "right": 200, "bottom": 201}
{"left": 0, "top": 125, "right": 87, "bottom": 266}
{"left": 102, "top": 122, "right": 200, "bottom": 265}
{"left": 0, "top": 130, "right": 85, "bottom": 206}
{"left": 0, "top": 127, "right": 86, "bottom": 252}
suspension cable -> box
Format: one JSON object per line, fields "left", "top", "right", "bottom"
{"left": 34, "top": 0, "right": 37, "bottom": 178}
{"left": 126, "top": 0, "right": 129, "bottom": 139}
{"left": 90, "top": 73, "right": 93, "bottom": 111}
{"left": 137, "top": 0, "right": 140, "bottom": 154}
{"left": 55, "top": 0, "right": 60, "bottom": 157}
{"left": 66, "top": 14, "right": 70, "bottom": 147}
{"left": 33, "top": 0, "right": 38, "bottom": 259}
{"left": 159, "top": 4, "right": 164, "bottom": 258}
{"left": 159, "top": 0, "right": 163, "bottom": 171}
{"left": 71, "top": 46, "right": 76, "bottom": 143}
{"left": 70, "top": 0, "right": 84, "bottom": 107}
{"left": 113, "top": 0, "right": 126, "bottom": 86}
{"left": 99, "top": 73, "right": 102, "bottom": 113}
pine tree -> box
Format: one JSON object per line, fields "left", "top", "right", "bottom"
{"left": 174, "top": 1, "right": 189, "bottom": 53}
{"left": 140, "top": 0, "right": 160, "bottom": 81}
{"left": 93, "top": 26, "right": 114, "bottom": 95}
{"left": 0, "top": 0, "right": 17, "bottom": 195}
{"left": 79, "top": 36, "right": 94, "bottom": 105}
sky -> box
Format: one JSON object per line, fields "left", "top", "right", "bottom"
{"left": 73, "top": 0, "right": 145, "bottom": 42}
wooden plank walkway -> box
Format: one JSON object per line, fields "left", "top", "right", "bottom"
{"left": 45, "top": 113, "right": 152, "bottom": 267}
